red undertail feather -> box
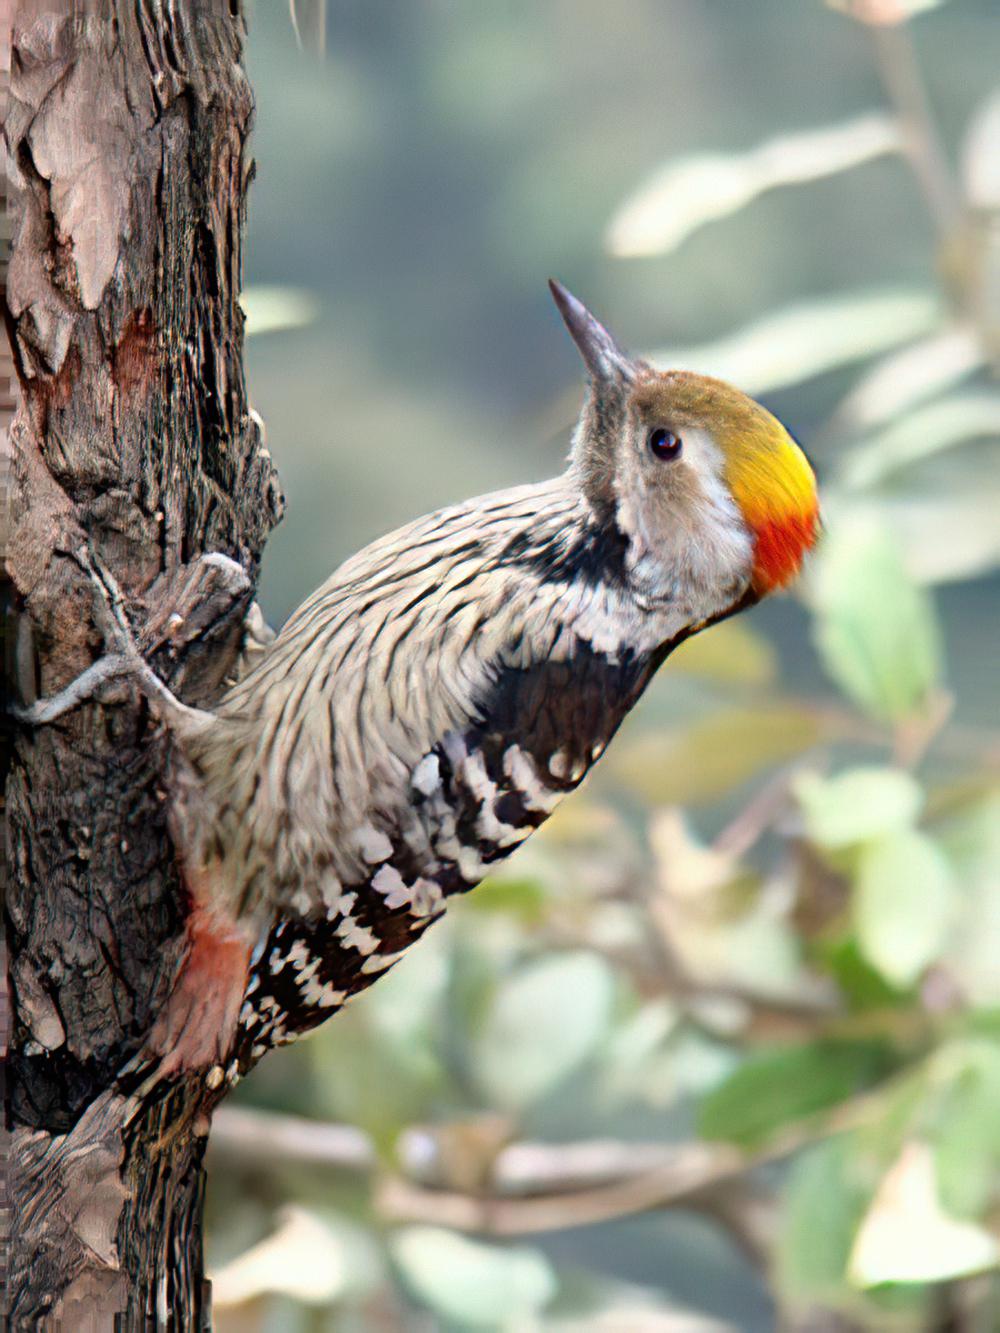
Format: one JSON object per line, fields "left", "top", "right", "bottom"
{"left": 147, "top": 889, "right": 253, "bottom": 1076}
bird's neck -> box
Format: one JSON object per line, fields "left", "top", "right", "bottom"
{"left": 514, "top": 476, "right": 737, "bottom": 667}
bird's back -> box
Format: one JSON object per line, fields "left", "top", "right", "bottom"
{"left": 168, "top": 473, "right": 675, "bottom": 1053}
{"left": 180, "top": 478, "right": 615, "bottom": 908}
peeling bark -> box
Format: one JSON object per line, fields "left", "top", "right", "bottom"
{"left": 3, "top": 2, "right": 282, "bottom": 1323}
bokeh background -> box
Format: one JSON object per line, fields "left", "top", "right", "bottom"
{"left": 208, "top": 2, "right": 1000, "bottom": 1328}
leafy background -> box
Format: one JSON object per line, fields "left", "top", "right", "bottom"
{"left": 210, "top": 0, "right": 1000, "bottom": 1328}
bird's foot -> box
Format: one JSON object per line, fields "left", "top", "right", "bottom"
{"left": 11, "top": 546, "right": 216, "bottom": 735}
{"left": 10, "top": 653, "right": 135, "bottom": 725}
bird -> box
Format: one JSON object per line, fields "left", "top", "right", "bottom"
{"left": 18, "top": 281, "right": 820, "bottom": 1083}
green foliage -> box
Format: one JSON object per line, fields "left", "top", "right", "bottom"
{"left": 608, "top": 702, "right": 822, "bottom": 805}
{"left": 839, "top": 392, "right": 1000, "bottom": 492}
{"left": 459, "top": 876, "right": 548, "bottom": 922}
{"left": 390, "top": 1228, "right": 557, "bottom": 1327}
{"left": 666, "top": 617, "right": 778, "bottom": 687}
{"left": 699, "top": 1041, "right": 893, "bottom": 1148}
{"left": 926, "top": 1041, "right": 1000, "bottom": 1219}
{"left": 850, "top": 1140, "right": 999, "bottom": 1287}
{"left": 810, "top": 516, "right": 943, "bottom": 723}
{"left": 795, "top": 766, "right": 924, "bottom": 850}
{"left": 306, "top": 933, "right": 453, "bottom": 1150}
{"left": 936, "top": 792, "right": 1000, "bottom": 1005}
{"left": 214, "top": 4, "right": 1000, "bottom": 1329}
{"left": 242, "top": 285, "right": 321, "bottom": 336}
{"left": 470, "top": 951, "right": 616, "bottom": 1112}
{"left": 648, "top": 288, "right": 941, "bottom": 397}
{"left": 853, "top": 830, "right": 957, "bottom": 988}
{"left": 820, "top": 936, "right": 908, "bottom": 1012}
{"left": 605, "top": 113, "right": 903, "bottom": 259}
{"left": 776, "top": 1137, "right": 872, "bottom": 1310}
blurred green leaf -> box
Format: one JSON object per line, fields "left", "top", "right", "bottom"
{"left": 548, "top": 1283, "right": 740, "bottom": 1333}
{"left": 964, "top": 1009, "right": 1000, "bottom": 1042}
{"left": 839, "top": 392, "right": 1000, "bottom": 491}
{"left": 794, "top": 766, "right": 923, "bottom": 850}
{"left": 810, "top": 514, "right": 943, "bottom": 721}
{"left": 849, "top": 1141, "right": 999, "bottom": 1287}
{"left": 664, "top": 1029, "right": 743, "bottom": 1103}
{"left": 853, "top": 829, "right": 956, "bottom": 988}
{"left": 852, "top": 484, "right": 1000, "bottom": 585}
{"left": 929, "top": 1040, "right": 1000, "bottom": 1219}
{"left": 309, "top": 939, "right": 452, "bottom": 1147}
{"left": 212, "top": 1205, "right": 383, "bottom": 1309}
{"left": 608, "top": 704, "right": 822, "bottom": 806}
{"left": 309, "top": 1017, "right": 445, "bottom": 1150}
{"left": 242, "top": 284, "right": 321, "bottom": 336}
{"left": 362, "top": 929, "right": 452, "bottom": 1044}
{"left": 938, "top": 792, "right": 1000, "bottom": 1005}
{"left": 962, "top": 88, "right": 1000, "bottom": 361}
{"left": 391, "top": 1226, "right": 557, "bottom": 1327}
{"left": 471, "top": 951, "right": 615, "bottom": 1112}
{"left": 650, "top": 809, "right": 821, "bottom": 1003}
{"left": 606, "top": 113, "right": 901, "bottom": 258}
{"left": 698, "top": 1040, "right": 892, "bottom": 1148}
{"left": 600, "top": 999, "right": 685, "bottom": 1108}
{"left": 648, "top": 288, "right": 940, "bottom": 397}
{"left": 460, "top": 875, "right": 548, "bottom": 922}
{"left": 288, "top": 0, "right": 326, "bottom": 55}
{"left": 820, "top": 935, "right": 907, "bottom": 1011}
{"left": 833, "top": 327, "right": 982, "bottom": 434}
{"left": 701, "top": 908, "right": 812, "bottom": 1002}
{"left": 776, "top": 1137, "right": 869, "bottom": 1309}
{"left": 963, "top": 89, "right": 1000, "bottom": 209}
{"left": 665, "top": 618, "right": 777, "bottom": 687}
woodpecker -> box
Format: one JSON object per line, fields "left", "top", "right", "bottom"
{"left": 18, "top": 282, "right": 820, "bottom": 1081}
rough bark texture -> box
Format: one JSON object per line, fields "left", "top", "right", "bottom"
{"left": 4, "top": 2, "right": 282, "bottom": 1323}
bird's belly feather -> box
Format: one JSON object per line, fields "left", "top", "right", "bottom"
{"left": 230, "top": 644, "right": 654, "bottom": 1060}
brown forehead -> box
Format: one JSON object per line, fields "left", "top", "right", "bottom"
{"left": 630, "top": 370, "right": 770, "bottom": 434}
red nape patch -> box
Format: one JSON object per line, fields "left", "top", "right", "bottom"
{"left": 751, "top": 504, "right": 820, "bottom": 594}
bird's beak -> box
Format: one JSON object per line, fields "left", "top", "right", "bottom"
{"left": 549, "top": 279, "right": 639, "bottom": 386}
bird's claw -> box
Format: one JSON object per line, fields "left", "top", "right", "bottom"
{"left": 9, "top": 653, "right": 134, "bottom": 725}
{"left": 11, "top": 545, "right": 217, "bottom": 735}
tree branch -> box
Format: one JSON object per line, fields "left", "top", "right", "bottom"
{"left": 210, "top": 1091, "right": 882, "bottom": 1241}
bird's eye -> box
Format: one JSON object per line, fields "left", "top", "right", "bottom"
{"left": 648, "top": 427, "right": 682, "bottom": 461}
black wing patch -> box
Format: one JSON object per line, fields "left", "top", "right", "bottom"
{"left": 477, "top": 638, "right": 654, "bottom": 776}
{"left": 232, "top": 642, "right": 663, "bottom": 1071}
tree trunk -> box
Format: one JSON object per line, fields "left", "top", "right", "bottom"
{"left": 3, "top": 2, "right": 282, "bottom": 1323}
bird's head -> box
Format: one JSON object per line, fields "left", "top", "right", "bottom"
{"left": 550, "top": 280, "right": 819, "bottom": 615}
